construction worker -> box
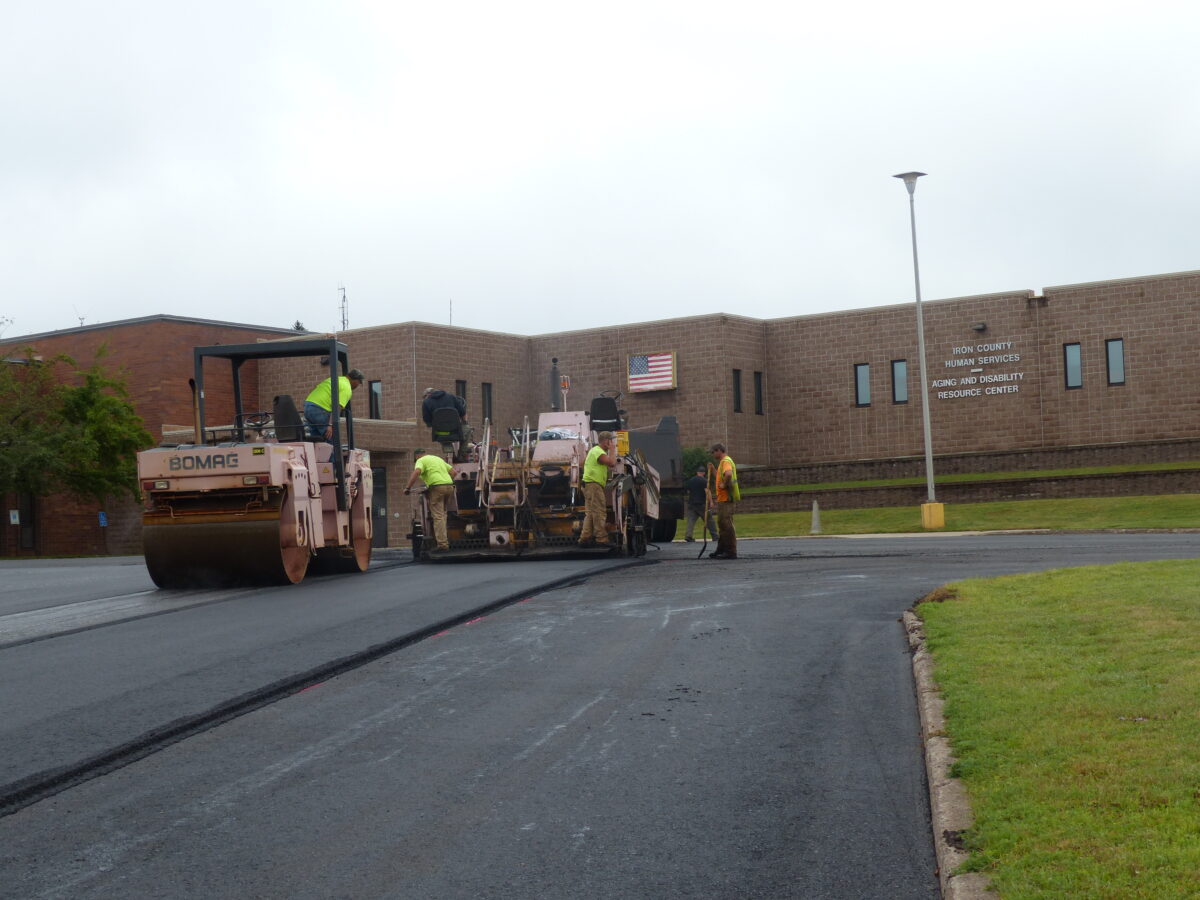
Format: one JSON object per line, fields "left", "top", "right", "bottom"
{"left": 422, "top": 387, "right": 472, "bottom": 460}
{"left": 709, "top": 443, "right": 738, "bottom": 559}
{"left": 578, "top": 430, "right": 617, "bottom": 547}
{"left": 683, "top": 466, "right": 718, "bottom": 542}
{"left": 404, "top": 450, "right": 457, "bottom": 553}
{"left": 421, "top": 387, "right": 468, "bottom": 427}
{"left": 304, "top": 368, "right": 364, "bottom": 444}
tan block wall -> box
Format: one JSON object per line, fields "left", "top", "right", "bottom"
{"left": 1035, "top": 272, "right": 1200, "bottom": 446}
{"left": 6, "top": 269, "right": 1200, "bottom": 556}
{"left": 529, "top": 314, "right": 770, "bottom": 465}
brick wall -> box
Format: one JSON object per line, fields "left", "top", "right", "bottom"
{"left": 528, "top": 314, "right": 769, "bottom": 464}
{"left": 764, "top": 290, "right": 1044, "bottom": 464}
{"left": 0, "top": 318, "right": 296, "bottom": 443}
{"left": 0, "top": 317, "right": 297, "bottom": 557}
{"left": 7, "top": 271, "right": 1200, "bottom": 556}
{"left": 741, "top": 437, "right": 1200, "bottom": 487}
{"left": 1035, "top": 272, "right": 1200, "bottom": 446}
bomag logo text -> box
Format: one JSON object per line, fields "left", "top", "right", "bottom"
{"left": 168, "top": 454, "right": 240, "bottom": 471}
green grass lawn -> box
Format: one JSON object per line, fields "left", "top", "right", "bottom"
{"left": 917, "top": 562, "right": 1200, "bottom": 898}
{"left": 742, "top": 460, "right": 1200, "bottom": 494}
{"left": 733, "top": 494, "right": 1200, "bottom": 537}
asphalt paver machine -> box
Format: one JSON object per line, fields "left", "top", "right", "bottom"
{"left": 409, "top": 392, "right": 665, "bottom": 560}
{"left": 137, "top": 338, "right": 373, "bottom": 587}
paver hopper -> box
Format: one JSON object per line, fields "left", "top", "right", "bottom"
{"left": 137, "top": 339, "right": 372, "bottom": 587}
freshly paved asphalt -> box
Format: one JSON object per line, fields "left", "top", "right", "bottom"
{"left": 1, "top": 534, "right": 1196, "bottom": 898}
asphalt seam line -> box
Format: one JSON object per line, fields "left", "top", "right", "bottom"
{"left": 0, "top": 558, "right": 648, "bottom": 819}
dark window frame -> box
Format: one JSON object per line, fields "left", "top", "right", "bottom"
{"left": 891, "top": 359, "right": 909, "bottom": 404}
{"left": 1105, "top": 338, "right": 1125, "bottom": 386}
{"left": 481, "top": 382, "right": 493, "bottom": 423}
{"left": 753, "top": 371, "right": 764, "bottom": 415}
{"left": 1063, "top": 343, "right": 1083, "bottom": 389}
{"left": 455, "top": 379, "right": 467, "bottom": 399}
{"left": 854, "top": 363, "right": 871, "bottom": 407}
{"left": 368, "top": 380, "right": 383, "bottom": 419}
{"left": 732, "top": 369, "right": 743, "bottom": 413}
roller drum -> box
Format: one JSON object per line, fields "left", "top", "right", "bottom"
{"left": 143, "top": 512, "right": 309, "bottom": 588}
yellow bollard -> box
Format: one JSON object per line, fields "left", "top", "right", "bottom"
{"left": 921, "top": 502, "right": 945, "bottom": 529}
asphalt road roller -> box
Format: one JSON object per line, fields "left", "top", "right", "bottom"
{"left": 137, "top": 338, "right": 372, "bottom": 588}
{"left": 409, "top": 390, "right": 669, "bottom": 561}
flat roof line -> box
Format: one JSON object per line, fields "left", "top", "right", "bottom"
{"left": 1, "top": 314, "right": 301, "bottom": 344}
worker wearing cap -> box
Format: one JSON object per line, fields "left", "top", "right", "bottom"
{"left": 578, "top": 430, "right": 617, "bottom": 548}
{"left": 709, "top": 443, "right": 738, "bottom": 559}
{"left": 404, "top": 450, "right": 458, "bottom": 553}
{"left": 304, "top": 368, "right": 364, "bottom": 444}
{"left": 683, "top": 466, "right": 718, "bottom": 542}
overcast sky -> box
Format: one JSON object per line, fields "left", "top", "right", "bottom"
{"left": 3, "top": 1, "right": 1198, "bottom": 341}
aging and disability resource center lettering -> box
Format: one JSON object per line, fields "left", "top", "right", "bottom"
{"left": 931, "top": 341, "right": 1025, "bottom": 400}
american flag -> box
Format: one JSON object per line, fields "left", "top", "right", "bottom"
{"left": 628, "top": 352, "right": 676, "bottom": 392}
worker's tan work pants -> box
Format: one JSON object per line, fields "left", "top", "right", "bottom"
{"left": 427, "top": 483, "right": 454, "bottom": 550}
{"left": 579, "top": 482, "right": 609, "bottom": 544}
{"left": 716, "top": 500, "right": 737, "bottom": 557}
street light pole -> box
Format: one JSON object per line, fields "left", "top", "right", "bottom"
{"left": 894, "top": 171, "right": 940, "bottom": 517}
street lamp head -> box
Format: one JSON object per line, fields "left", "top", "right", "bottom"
{"left": 893, "top": 171, "right": 927, "bottom": 195}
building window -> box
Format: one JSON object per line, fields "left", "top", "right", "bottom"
{"left": 368, "top": 380, "right": 382, "bottom": 419}
{"left": 1106, "top": 338, "right": 1125, "bottom": 385}
{"left": 732, "top": 369, "right": 742, "bottom": 413}
{"left": 481, "top": 382, "right": 493, "bottom": 423}
{"left": 854, "top": 363, "right": 871, "bottom": 406}
{"left": 1064, "top": 343, "right": 1082, "bottom": 389}
{"left": 891, "top": 360, "right": 908, "bottom": 404}
{"left": 753, "top": 371, "right": 764, "bottom": 415}
{"left": 455, "top": 379, "right": 467, "bottom": 399}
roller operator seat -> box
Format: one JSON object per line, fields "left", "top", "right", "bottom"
{"left": 430, "top": 406, "right": 465, "bottom": 446}
{"left": 589, "top": 396, "right": 622, "bottom": 434}
{"left": 273, "top": 395, "right": 306, "bottom": 442}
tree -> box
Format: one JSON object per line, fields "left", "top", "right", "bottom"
{"left": 682, "top": 445, "right": 711, "bottom": 477}
{"left": 0, "top": 352, "right": 68, "bottom": 498}
{"left": 0, "top": 348, "right": 153, "bottom": 504}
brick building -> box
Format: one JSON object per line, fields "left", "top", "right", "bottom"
{"left": 4, "top": 269, "right": 1199, "bottom": 555}
{"left": 0, "top": 316, "right": 301, "bottom": 557}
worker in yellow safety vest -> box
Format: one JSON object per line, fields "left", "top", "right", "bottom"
{"left": 578, "top": 431, "right": 617, "bottom": 547}
{"left": 304, "top": 369, "right": 364, "bottom": 444}
{"left": 404, "top": 450, "right": 458, "bottom": 553}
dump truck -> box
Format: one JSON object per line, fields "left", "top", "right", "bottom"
{"left": 136, "top": 338, "right": 373, "bottom": 587}
{"left": 409, "top": 391, "right": 677, "bottom": 560}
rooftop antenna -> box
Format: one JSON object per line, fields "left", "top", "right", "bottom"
{"left": 72, "top": 305, "right": 89, "bottom": 327}
{"left": 338, "top": 284, "right": 348, "bottom": 332}
{"left": 0, "top": 315, "right": 12, "bottom": 338}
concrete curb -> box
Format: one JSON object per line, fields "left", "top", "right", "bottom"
{"left": 903, "top": 610, "right": 996, "bottom": 899}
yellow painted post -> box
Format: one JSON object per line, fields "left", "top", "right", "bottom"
{"left": 921, "top": 502, "right": 945, "bottom": 529}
